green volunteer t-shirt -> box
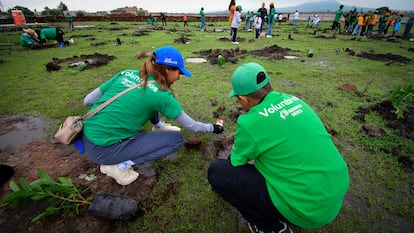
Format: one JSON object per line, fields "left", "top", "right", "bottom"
{"left": 39, "top": 28, "right": 57, "bottom": 40}
{"left": 19, "top": 34, "right": 33, "bottom": 47}
{"left": 334, "top": 9, "right": 344, "bottom": 22}
{"left": 230, "top": 91, "right": 349, "bottom": 228}
{"left": 83, "top": 70, "right": 183, "bottom": 146}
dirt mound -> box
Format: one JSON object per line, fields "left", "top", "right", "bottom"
{"left": 354, "top": 100, "right": 414, "bottom": 140}
{"left": 353, "top": 100, "right": 414, "bottom": 170}
{"left": 197, "top": 48, "right": 248, "bottom": 65}
{"left": 357, "top": 52, "right": 412, "bottom": 64}
{"left": 46, "top": 53, "right": 116, "bottom": 72}
{"left": 196, "top": 44, "right": 292, "bottom": 65}
{"left": 250, "top": 44, "right": 292, "bottom": 60}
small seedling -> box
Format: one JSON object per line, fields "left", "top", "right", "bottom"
{"left": 388, "top": 84, "right": 414, "bottom": 119}
{"left": 1, "top": 169, "right": 92, "bottom": 222}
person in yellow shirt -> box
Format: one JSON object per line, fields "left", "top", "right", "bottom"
{"left": 352, "top": 13, "right": 364, "bottom": 36}
{"left": 365, "top": 11, "right": 378, "bottom": 36}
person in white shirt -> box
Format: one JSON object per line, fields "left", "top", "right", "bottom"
{"left": 312, "top": 14, "right": 320, "bottom": 28}
{"left": 254, "top": 12, "right": 262, "bottom": 39}
{"left": 293, "top": 10, "right": 299, "bottom": 26}
{"left": 231, "top": 5, "right": 243, "bottom": 44}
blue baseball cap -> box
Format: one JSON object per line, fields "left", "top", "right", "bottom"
{"left": 153, "top": 46, "right": 192, "bottom": 77}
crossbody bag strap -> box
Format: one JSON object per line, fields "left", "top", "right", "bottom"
{"left": 82, "top": 80, "right": 155, "bottom": 120}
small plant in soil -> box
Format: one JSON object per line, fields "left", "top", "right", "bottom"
{"left": 1, "top": 169, "right": 92, "bottom": 222}
{"left": 387, "top": 84, "right": 414, "bottom": 119}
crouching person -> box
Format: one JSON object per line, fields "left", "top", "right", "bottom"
{"left": 82, "top": 46, "right": 224, "bottom": 185}
{"left": 208, "top": 63, "right": 349, "bottom": 232}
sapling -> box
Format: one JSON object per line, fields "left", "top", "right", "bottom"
{"left": 1, "top": 169, "right": 92, "bottom": 222}
{"left": 388, "top": 84, "right": 414, "bottom": 119}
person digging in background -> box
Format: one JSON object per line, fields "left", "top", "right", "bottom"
{"left": 82, "top": 46, "right": 224, "bottom": 186}
{"left": 207, "top": 63, "right": 349, "bottom": 233}
{"left": 35, "top": 27, "right": 74, "bottom": 47}
{"left": 19, "top": 28, "right": 39, "bottom": 48}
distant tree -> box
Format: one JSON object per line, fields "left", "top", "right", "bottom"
{"left": 57, "top": 2, "right": 68, "bottom": 12}
{"left": 75, "top": 11, "right": 85, "bottom": 17}
{"left": 41, "top": 6, "right": 62, "bottom": 16}
{"left": 7, "top": 5, "right": 34, "bottom": 16}
{"left": 40, "top": 7, "right": 51, "bottom": 16}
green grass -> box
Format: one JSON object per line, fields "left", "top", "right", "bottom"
{"left": 0, "top": 20, "right": 413, "bottom": 232}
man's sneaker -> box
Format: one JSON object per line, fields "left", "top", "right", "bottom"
{"left": 266, "top": 35, "right": 273, "bottom": 38}
{"left": 232, "top": 41, "right": 239, "bottom": 44}
{"left": 248, "top": 221, "right": 293, "bottom": 233}
{"left": 152, "top": 122, "right": 181, "bottom": 131}
{"left": 100, "top": 165, "right": 139, "bottom": 185}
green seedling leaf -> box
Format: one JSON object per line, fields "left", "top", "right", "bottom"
{"left": 37, "top": 169, "right": 53, "bottom": 181}
{"left": 57, "top": 177, "right": 74, "bottom": 187}
{"left": 19, "top": 178, "right": 32, "bottom": 191}
{"left": 1, "top": 169, "right": 91, "bottom": 222}
{"left": 9, "top": 181, "right": 21, "bottom": 192}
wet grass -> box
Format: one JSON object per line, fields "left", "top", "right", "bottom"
{"left": 0, "top": 20, "right": 413, "bottom": 232}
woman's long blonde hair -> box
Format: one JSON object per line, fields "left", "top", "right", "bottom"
{"left": 140, "top": 53, "right": 176, "bottom": 95}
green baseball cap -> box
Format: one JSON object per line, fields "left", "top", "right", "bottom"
{"left": 228, "top": 63, "right": 271, "bottom": 98}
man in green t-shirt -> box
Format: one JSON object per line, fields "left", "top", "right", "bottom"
{"left": 200, "top": 7, "right": 205, "bottom": 31}
{"left": 37, "top": 27, "right": 74, "bottom": 47}
{"left": 208, "top": 63, "right": 349, "bottom": 233}
{"left": 65, "top": 12, "right": 73, "bottom": 29}
{"left": 332, "top": 4, "right": 344, "bottom": 32}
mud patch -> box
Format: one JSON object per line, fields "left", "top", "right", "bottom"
{"left": 196, "top": 48, "right": 248, "bottom": 65}
{"left": 46, "top": 53, "right": 116, "bottom": 72}
{"left": 0, "top": 116, "right": 50, "bottom": 150}
{"left": 0, "top": 114, "right": 193, "bottom": 233}
{"left": 357, "top": 52, "right": 412, "bottom": 64}
{"left": 250, "top": 44, "right": 292, "bottom": 60}
{"left": 174, "top": 35, "right": 191, "bottom": 44}
{"left": 195, "top": 44, "right": 292, "bottom": 65}
{"left": 353, "top": 100, "right": 414, "bottom": 170}
{"left": 0, "top": 140, "right": 157, "bottom": 233}
{"left": 354, "top": 100, "right": 414, "bottom": 140}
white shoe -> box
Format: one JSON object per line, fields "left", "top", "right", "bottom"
{"left": 100, "top": 165, "right": 139, "bottom": 185}
{"left": 266, "top": 35, "right": 272, "bottom": 38}
{"left": 68, "top": 38, "right": 75, "bottom": 44}
{"left": 152, "top": 122, "right": 181, "bottom": 131}
{"left": 232, "top": 41, "right": 239, "bottom": 44}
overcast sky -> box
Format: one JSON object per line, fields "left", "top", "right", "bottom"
{"left": 1, "top": 0, "right": 413, "bottom": 13}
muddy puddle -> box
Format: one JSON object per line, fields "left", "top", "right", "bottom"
{"left": 0, "top": 116, "right": 51, "bottom": 150}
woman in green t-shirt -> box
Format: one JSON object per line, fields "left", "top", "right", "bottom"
{"left": 81, "top": 46, "right": 224, "bottom": 186}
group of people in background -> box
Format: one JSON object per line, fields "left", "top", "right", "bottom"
{"left": 225, "top": 2, "right": 413, "bottom": 41}
{"left": 326, "top": 4, "right": 413, "bottom": 39}
{"left": 345, "top": 9, "right": 410, "bottom": 37}
{"left": 227, "top": 1, "right": 291, "bottom": 43}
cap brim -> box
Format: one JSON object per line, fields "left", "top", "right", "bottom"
{"left": 228, "top": 90, "right": 236, "bottom": 98}
{"left": 180, "top": 67, "right": 192, "bottom": 77}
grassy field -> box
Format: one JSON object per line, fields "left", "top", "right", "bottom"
{"left": 0, "top": 19, "right": 413, "bottom": 233}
